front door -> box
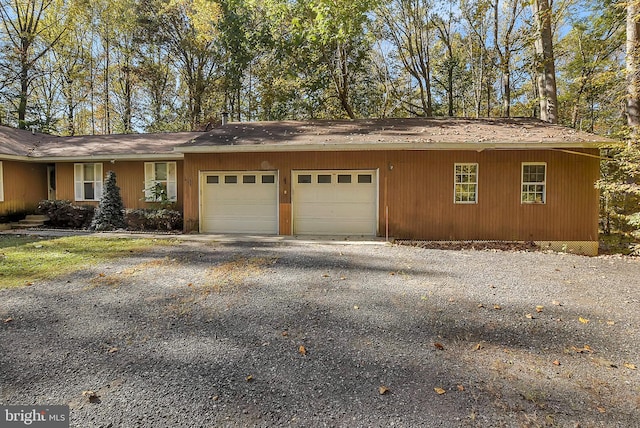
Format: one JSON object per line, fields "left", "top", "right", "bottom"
{"left": 47, "top": 165, "right": 56, "bottom": 200}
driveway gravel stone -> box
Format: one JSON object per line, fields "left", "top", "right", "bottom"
{"left": 1, "top": 236, "right": 639, "bottom": 427}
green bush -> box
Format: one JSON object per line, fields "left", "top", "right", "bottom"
{"left": 37, "top": 200, "right": 95, "bottom": 229}
{"left": 124, "top": 209, "right": 183, "bottom": 231}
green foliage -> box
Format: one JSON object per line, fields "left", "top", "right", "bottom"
{"left": 89, "top": 171, "right": 126, "bottom": 231}
{"left": 597, "top": 142, "right": 640, "bottom": 238}
{"left": 37, "top": 200, "right": 95, "bottom": 229}
{"left": 124, "top": 208, "right": 183, "bottom": 231}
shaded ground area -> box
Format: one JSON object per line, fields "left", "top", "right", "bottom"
{"left": 1, "top": 238, "right": 639, "bottom": 427}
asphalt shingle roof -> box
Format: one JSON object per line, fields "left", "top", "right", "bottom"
{"left": 180, "top": 118, "right": 615, "bottom": 151}
{"left": 0, "top": 118, "right": 616, "bottom": 160}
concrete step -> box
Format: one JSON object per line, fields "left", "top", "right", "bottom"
{"left": 11, "top": 215, "right": 50, "bottom": 229}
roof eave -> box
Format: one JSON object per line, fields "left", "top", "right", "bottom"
{"left": 176, "top": 141, "right": 606, "bottom": 154}
{"left": 25, "top": 153, "right": 184, "bottom": 162}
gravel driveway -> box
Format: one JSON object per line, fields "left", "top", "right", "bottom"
{"left": 1, "top": 236, "right": 639, "bottom": 427}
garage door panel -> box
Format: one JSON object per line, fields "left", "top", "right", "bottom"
{"left": 201, "top": 171, "right": 278, "bottom": 234}
{"left": 292, "top": 170, "right": 377, "bottom": 236}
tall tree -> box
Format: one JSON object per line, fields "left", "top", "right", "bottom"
{"left": 461, "top": 0, "right": 495, "bottom": 117}
{"left": 491, "top": 0, "right": 526, "bottom": 117}
{"left": 0, "top": 0, "right": 66, "bottom": 128}
{"left": 377, "top": 0, "right": 435, "bottom": 116}
{"left": 532, "top": 0, "right": 558, "bottom": 123}
{"left": 433, "top": 2, "right": 461, "bottom": 117}
{"left": 627, "top": 0, "right": 640, "bottom": 137}
{"left": 137, "top": 0, "right": 223, "bottom": 130}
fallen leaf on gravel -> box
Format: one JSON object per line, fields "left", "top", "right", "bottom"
{"left": 187, "top": 283, "right": 193, "bottom": 287}
{"left": 434, "top": 342, "right": 444, "bottom": 350}
{"left": 457, "top": 385, "right": 465, "bottom": 391}
{"left": 493, "top": 304, "right": 502, "bottom": 310}
{"left": 245, "top": 375, "right": 253, "bottom": 382}
{"left": 572, "top": 345, "right": 593, "bottom": 353}
{"left": 591, "top": 357, "right": 617, "bottom": 368}
{"left": 624, "top": 363, "right": 637, "bottom": 370}
{"left": 553, "top": 360, "right": 561, "bottom": 366}
{"left": 3, "top": 317, "right": 12, "bottom": 323}
{"left": 82, "top": 390, "right": 100, "bottom": 403}
{"left": 298, "top": 345, "right": 307, "bottom": 356}
{"left": 579, "top": 317, "right": 590, "bottom": 324}
{"left": 379, "top": 386, "right": 390, "bottom": 395}
{"left": 536, "top": 305, "right": 544, "bottom": 313}
{"left": 434, "top": 387, "right": 446, "bottom": 395}
{"left": 107, "top": 347, "right": 119, "bottom": 354}
{"left": 99, "top": 273, "right": 106, "bottom": 277}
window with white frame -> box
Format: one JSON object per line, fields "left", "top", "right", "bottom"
{"left": 0, "top": 161, "right": 4, "bottom": 202}
{"left": 74, "top": 163, "right": 103, "bottom": 201}
{"left": 454, "top": 163, "right": 478, "bottom": 203}
{"left": 521, "top": 163, "right": 546, "bottom": 204}
{"left": 144, "top": 162, "right": 177, "bottom": 202}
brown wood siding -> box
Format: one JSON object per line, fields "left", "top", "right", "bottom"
{"left": 183, "top": 149, "right": 599, "bottom": 241}
{"left": 0, "top": 160, "right": 48, "bottom": 215}
{"left": 55, "top": 161, "right": 184, "bottom": 210}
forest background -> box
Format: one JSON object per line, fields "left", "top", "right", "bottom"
{"left": 1, "top": 0, "right": 639, "bottom": 246}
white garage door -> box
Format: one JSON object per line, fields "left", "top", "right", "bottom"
{"left": 292, "top": 170, "right": 378, "bottom": 235}
{"left": 201, "top": 171, "right": 278, "bottom": 233}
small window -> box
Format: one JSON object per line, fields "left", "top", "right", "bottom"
{"left": 357, "top": 174, "right": 372, "bottom": 184}
{"left": 337, "top": 174, "right": 352, "bottom": 183}
{"left": 144, "top": 162, "right": 177, "bottom": 202}
{"left": 206, "top": 175, "right": 219, "bottom": 184}
{"left": 318, "top": 174, "right": 331, "bottom": 184}
{"left": 454, "top": 163, "right": 478, "bottom": 204}
{"left": 522, "top": 163, "right": 546, "bottom": 204}
{"left": 298, "top": 174, "right": 312, "bottom": 184}
{"left": 224, "top": 175, "right": 238, "bottom": 184}
{"left": 262, "top": 175, "right": 275, "bottom": 184}
{"left": 243, "top": 175, "right": 256, "bottom": 184}
{"left": 74, "top": 163, "right": 103, "bottom": 201}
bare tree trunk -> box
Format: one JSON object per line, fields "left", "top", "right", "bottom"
{"left": 502, "top": 69, "right": 511, "bottom": 117}
{"left": 533, "top": 0, "right": 558, "bottom": 123}
{"left": 627, "top": 1, "right": 640, "bottom": 137}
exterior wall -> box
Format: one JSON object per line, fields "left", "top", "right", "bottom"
{"left": 55, "top": 160, "right": 184, "bottom": 210}
{"left": 0, "top": 160, "right": 48, "bottom": 216}
{"left": 182, "top": 149, "right": 600, "bottom": 242}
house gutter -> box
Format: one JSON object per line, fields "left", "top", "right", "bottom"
{"left": 1, "top": 153, "right": 184, "bottom": 162}
{"left": 175, "top": 141, "right": 607, "bottom": 154}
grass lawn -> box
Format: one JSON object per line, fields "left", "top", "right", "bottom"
{"left": 0, "top": 235, "right": 173, "bottom": 289}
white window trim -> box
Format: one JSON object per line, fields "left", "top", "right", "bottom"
{"left": 521, "top": 162, "right": 547, "bottom": 204}
{"left": 0, "top": 161, "right": 4, "bottom": 202}
{"left": 144, "top": 162, "right": 177, "bottom": 202}
{"left": 74, "top": 163, "right": 103, "bottom": 202}
{"left": 454, "top": 163, "right": 478, "bottom": 204}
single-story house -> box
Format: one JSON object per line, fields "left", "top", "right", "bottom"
{"left": 0, "top": 117, "right": 614, "bottom": 254}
